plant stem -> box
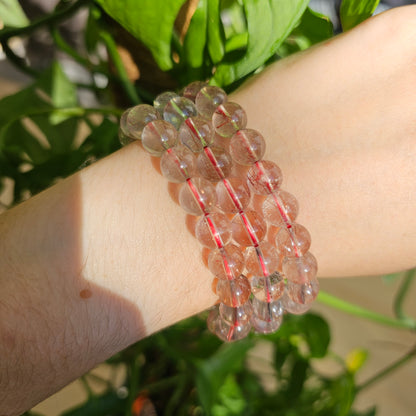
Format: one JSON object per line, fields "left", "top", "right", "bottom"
{"left": 0, "top": 0, "right": 90, "bottom": 42}
{"left": 357, "top": 344, "right": 416, "bottom": 392}
{"left": 99, "top": 31, "right": 141, "bottom": 105}
{"left": 317, "top": 291, "right": 416, "bottom": 330}
{"left": 0, "top": 41, "right": 39, "bottom": 77}
{"left": 394, "top": 269, "right": 415, "bottom": 321}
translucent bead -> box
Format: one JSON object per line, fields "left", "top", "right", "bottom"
{"left": 229, "top": 129, "right": 266, "bottom": 165}
{"left": 160, "top": 146, "right": 196, "bottom": 182}
{"left": 219, "top": 301, "right": 253, "bottom": 326}
{"left": 208, "top": 244, "right": 245, "bottom": 280}
{"left": 195, "top": 212, "right": 232, "bottom": 249}
{"left": 262, "top": 190, "right": 299, "bottom": 226}
{"left": 210, "top": 312, "right": 252, "bottom": 342}
{"left": 154, "top": 91, "right": 178, "bottom": 114}
{"left": 178, "top": 177, "right": 216, "bottom": 215}
{"left": 252, "top": 297, "right": 283, "bottom": 321}
{"left": 281, "top": 290, "right": 312, "bottom": 315}
{"left": 179, "top": 117, "right": 214, "bottom": 152}
{"left": 247, "top": 160, "right": 283, "bottom": 195}
{"left": 197, "top": 146, "right": 233, "bottom": 182}
{"left": 231, "top": 210, "right": 266, "bottom": 246}
{"left": 216, "top": 177, "right": 251, "bottom": 213}
{"left": 287, "top": 276, "right": 319, "bottom": 305}
{"left": 182, "top": 81, "right": 207, "bottom": 102}
{"left": 212, "top": 102, "right": 247, "bottom": 137}
{"left": 245, "top": 241, "right": 279, "bottom": 276}
{"left": 252, "top": 314, "right": 283, "bottom": 334}
{"left": 164, "top": 96, "right": 198, "bottom": 129}
{"left": 141, "top": 120, "right": 178, "bottom": 156}
{"left": 282, "top": 252, "right": 318, "bottom": 284}
{"left": 276, "top": 223, "right": 311, "bottom": 257}
{"left": 119, "top": 104, "right": 160, "bottom": 141}
{"left": 216, "top": 274, "right": 251, "bottom": 307}
{"left": 251, "top": 271, "right": 285, "bottom": 302}
{"left": 195, "top": 86, "right": 227, "bottom": 119}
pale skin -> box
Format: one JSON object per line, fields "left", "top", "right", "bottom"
{"left": 0, "top": 6, "right": 415, "bottom": 415}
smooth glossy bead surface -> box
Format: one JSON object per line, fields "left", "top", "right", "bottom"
{"left": 216, "top": 177, "right": 251, "bottom": 213}
{"left": 119, "top": 105, "right": 160, "bottom": 141}
{"left": 252, "top": 297, "right": 283, "bottom": 322}
{"left": 216, "top": 274, "right": 251, "bottom": 307}
{"left": 231, "top": 210, "right": 266, "bottom": 246}
{"left": 195, "top": 86, "right": 227, "bottom": 119}
{"left": 154, "top": 91, "right": 178, "bottom": 114}
{"left": 262, "top": 190, "right": 299, "bottom": 226}
{"left": 195, "top": 212, "right": 232, "bottom": 249}
{"left": 245, "top": 241, "right": 279, "bottom": 276}
{"left": 160, "top": 146, "right": 195, "bottom": 182}
{"left": 251, "top": 315, "right": 283, "bottom": 334}
{"left": 287, "top": 276, "right": 319, "bottom": 305}
{"left": 251, "top": 271, "right": 285, "bottom": 302}
{"left": 164, "top": 96, "right": 198, "bottom": 129}
{"left": 229, "top": 129, "right": 266, "bottom": 165}
{"left": 197, "top": 147, "right": 233, "bottom": 182}
{"left": 212, "top": 102, "right": 247, "bottom": 137}
{"left": 141, "top": 120, "right": 178, "bottom": 156}
{"left": 276, "top": 223, "right": 311, "bottom": 257}
{"left": 247, "top": 160, "right": 283, "bottom": 195}
{"left": 179, "top": 177, "right": 216, "bottom": 215}
{"left": 208, "top": 244, "right": 245, "bottom": 280}
{"left": 182, "top": 81, "right": 207, "bottom": 102}
{"left": 282, "top": 252, "right": 318, "bottom": 284}
{"left": 281, "top": 291, "right": 312, "bottom": 315}
{"left": 219, "top": 301, "right": 253, "bottom": 325}
{"left": 179, "top": 117, "right": 214, "bottom": 152}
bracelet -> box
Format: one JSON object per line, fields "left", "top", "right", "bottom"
{"left": 119, "top": 81, "right": 318, "bottom": 342}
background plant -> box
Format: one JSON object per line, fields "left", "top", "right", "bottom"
{"left": 0, "top": 0, "right": 414, "bottom": 415}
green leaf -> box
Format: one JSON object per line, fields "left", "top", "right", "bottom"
{"left": 212, "top": 375, "right": 247, "bottom": 416}
{"left": 0, "top": 0, "right": 29, "bottom": 28}
{"left": 207, "top": 0, "right": 224, "bottom": 64}
{"left": 349, "top": 406, "right": 377, "bottom": 416}
{"left": 301, "top": 314, "right": 331, "bottom": 358}
{"left": 183, "top": 0, "right": 207, "bottom": 68}
{"left": 196, "top": 339, "right": 254, "bottom": 414}
{"left": 330, "top": 373, "right": 356, "bottom": 416}
{"left": 212, "top": 0, "right": 309, "bottom": 86}
{"left": 95, "top": 0, "right": 187, "bottom": 71}
{"left": 340, "top": 0, "right": 380, "bottom": 31}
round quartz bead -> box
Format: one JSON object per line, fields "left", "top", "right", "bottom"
{"left": 247, "top": 160, "right": 283, "bottom": 195}
{"left": 208, "top": 244, "right": 245, "bottom": 280}
{"left": 252, "top": 297, "right": 283, "bottom": 322}
{"left": 195, "top": 212, "right": 232, "bottom": 249}
{"left": 219, "top": 301, "right": 253, "bottom": 326}
{"left": 141, "top": 120, "right": 178, "bottom": 156}
{"left": 160, "top": 146, "right": 195, "bottom": 182}
{"left": 245, "top": 241, "right": 279, "bottom": 276}
{"left": 287, "top": 276, "right": 319, "bottom": 305}
{"left": 154, "top": 91, "right": 178, "bottom": 114}
{"left": 282, "top": 251, "right": 318, "bottom": 284}
{"left": 197, "top": 146, "right": 233, "bottom": 182}
{"left": 216, "top": 177, "right": 251, "bottom": 213}
{"left": 252, "top": 314, "right": 283, "bottom": 334}
{"left": 178, "top": 177, "right": 216, "bottom": 215}
{"left": 195, "top": 86, "right": 227, "bottom": 119}
{"left": 231, "top": 210, "right": 267, "bottom": 246}
{"left": 179, "top": 116, "right": 214, "bottom": 152}
{"left": 212, "top": 102, "right": 247, "bottom": 137}
{"left": 281, "top": 290, "right": 312, "bottom": 315}
{"left": 182, "top": 81, "right": 207, "bottom": 102}
{"left": 164, "top": 96, "right": 198, "bottom": 129}
{"left": 229, "top": 129, "right": 266, "bottom": 165}
{"left": 119, "top": 104, "right": 160, "bottom": 142}
{"left": 216, "top": 274, "right": 251, "bottom": 307}
{"left": 216, "top": 318, "right": 252, "bottom": 342}
{"left": 262, "top": 190, "right": 299, "bottom": 226}
{"left": 276, "top": 223, "right": 311, "bottom": 257}
{"left": 251, "top": 271, "right": 285, "bottom": 302}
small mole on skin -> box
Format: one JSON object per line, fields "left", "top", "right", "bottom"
{"left": 80, "top": 289, "right": 92, "bottom": 299}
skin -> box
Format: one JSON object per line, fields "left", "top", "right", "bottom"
{"left": 0, "top": 5, "right": 415, "bottom": 415}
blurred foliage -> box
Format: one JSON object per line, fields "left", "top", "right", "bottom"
{"left": 1, "top": 1, "right": 415, "bottom": 415}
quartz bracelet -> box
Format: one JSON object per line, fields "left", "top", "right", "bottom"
{"left": 119, "top": 81, "right": 319, "bottom": 342}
